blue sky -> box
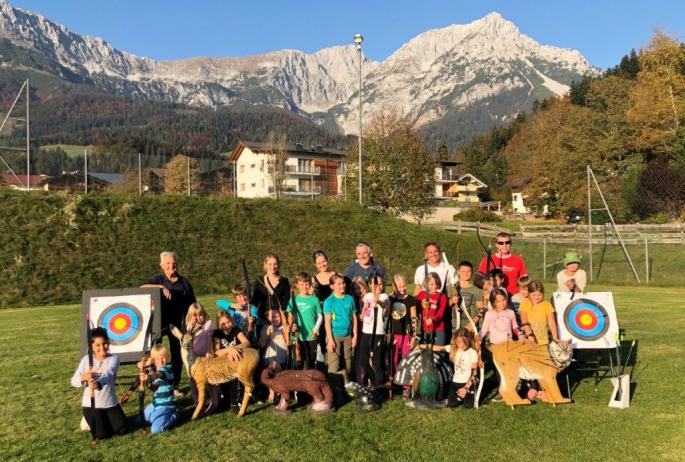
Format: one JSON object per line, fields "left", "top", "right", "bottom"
{"left": 10, "top": 0, "right": 685, "bottom": 69}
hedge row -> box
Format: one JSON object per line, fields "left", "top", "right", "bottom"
{"left": 0, "top": 192, "right": 480, "bottom": 308}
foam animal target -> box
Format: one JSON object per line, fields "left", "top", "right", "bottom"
{"left": 81, "top": 288, "right": 161, "bottom": 363}
{"left": 553, "top": 292, "right": 620, "bottom": 349}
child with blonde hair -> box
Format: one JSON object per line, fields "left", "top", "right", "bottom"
{"left": 287, "top": 272, "right": 323, "bottom": 370}
{"left": 519, "top": 280, "right": 559, "bottom": 345}
{"left": 510, "top": 276, "right": 531, "bottom": 313}
{"left": 389, "top": 273, "right": 416, "bottom": 396}
{"left": 185, "top": 302, "right": 214, "bottom": 358}
{"left": 138, "top": 344, "right": 177, "bottom": 434}
{"left": 357, "top": 274, "right": 389, "bottom": 387}
{"left": 444, "top": 328, "right": 478, "bottom": 408}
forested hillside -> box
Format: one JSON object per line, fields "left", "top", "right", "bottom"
{"left": 455, "top": 33, "right": 685, "bottom": 222}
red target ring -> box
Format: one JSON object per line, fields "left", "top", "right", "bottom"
{"left": 97, "top": 303, "right": 143, "bottom": 345}
{"left": 574, "top": 309, "right": 598, "bottom": 330}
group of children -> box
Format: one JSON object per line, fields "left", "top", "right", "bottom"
{"left": 73, "top": 249, "right": 587, "bottom": 438}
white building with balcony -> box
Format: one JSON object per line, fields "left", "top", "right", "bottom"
{"left": 230, "top": 141, "right": 347, "bottom": 199}
{"left": 434, "top": 160, "right": 487, "bottom": 203}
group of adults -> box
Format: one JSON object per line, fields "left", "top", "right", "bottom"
{"left": 141, "top": 232, "right": 534, "bottom": 394}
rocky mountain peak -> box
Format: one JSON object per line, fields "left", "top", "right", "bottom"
{"left": 0, "top": 1, "right": 598, "bottom": 145}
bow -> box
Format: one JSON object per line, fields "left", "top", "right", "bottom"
{"left": 85, "top": 314, "right": 97, "bottom": 444}
{"left": 476, "top": 223, "right": 496, "bottom": 281}
{"left": 240, "top": 256, "right": 256, "bottom": 340}
{"left": 444, "top": 253, "right": 485, "bottom": 410}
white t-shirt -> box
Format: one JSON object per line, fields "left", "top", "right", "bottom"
{"left": 261, "top": 325, "right": 288, "bottom": 366}
{"left": 445, "top": 346, "right": 478, "bottom": 383}
{"left": 556, "top": 269, "right": 587, "bottom": 293}
{"left": 413, "top": 261, "right": 457, "bottom": 292}
{"left": 361, "top": 293, "right": 388, "bottom": 335}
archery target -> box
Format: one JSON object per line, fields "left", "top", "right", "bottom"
{"left": 81, "top": 288, "right": 161, "bottom": 363}
{"left": 554, "top": 292, "right": 619, "bottom": 349}
{"left": 98, "top": 303, "right": 143, "bottom": 345}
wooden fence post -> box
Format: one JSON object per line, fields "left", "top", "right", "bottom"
{"left": 645, "top": 238, "right": 649, "bottom": 284}
{"left": 543, "top": 238, "right": 547, "bottom": 280}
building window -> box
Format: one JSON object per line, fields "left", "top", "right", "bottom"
{"left": 239, "top": 165, "right": 245, "bottom": 173}
{"left": 251, "top": 183, "right": 256, "bottom": 188}
{"left": 260, "top": 160, "right": 264, "bottom": 171}
{"left": 239, "top": 183, "right": 245, "bottom": 191}
{"left": 298, "top": 158, "right": 311, "bottom": 173}
{"left": 261, "top": 179, "right": 265, "bottom": 188}
{"left": 250, "top": 163, "right": 255, "bottom": 169}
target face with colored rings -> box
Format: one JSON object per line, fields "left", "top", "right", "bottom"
{"left": 97, "top": 303, "right": 143, "bottom": 345}
{"left": 563, "top": 298, "right": 609, "bottom": 341}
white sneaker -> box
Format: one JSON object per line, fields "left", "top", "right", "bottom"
{"left": 79, "top": 416, "right": 90, "bottom": 432}
{"left": 173, "top": 389, "right": 184, "bottom": 399}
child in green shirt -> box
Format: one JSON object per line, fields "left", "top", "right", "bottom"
{"left": 287, "top": 272, "right": 323, "bottom": 369}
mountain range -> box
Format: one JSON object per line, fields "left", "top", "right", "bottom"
{"left": 0, "top": 0, "right": 598, "bottom": 147}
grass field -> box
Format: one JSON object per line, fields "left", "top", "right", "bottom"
{"left": 1, "top": 286, "right": 683, "bottom": 461}
{"left": 39, "top": 144, "right": 90, "bottom": 157}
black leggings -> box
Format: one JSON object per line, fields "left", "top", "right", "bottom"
{"left": 356, "top": 333, "right": 385, "bottom": 387}
{"left": 446, "top": 382, "right": 475, "bottom": 408}
{"left": 82, "top": 405, "right": 128, "bottom": 439}
{"left": 299, "top": 340, "right": 318, "bottom": 370}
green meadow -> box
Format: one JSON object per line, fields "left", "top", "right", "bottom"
{"left": 1, "top": 286, "right": 683, "bottom": 461}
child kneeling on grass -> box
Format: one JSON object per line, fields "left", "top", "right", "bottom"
{"left": 443, "top": 328, "right": 478, "bottom": 408}
{"left": 138, "top": 344, "right": 177, "bottom": 434}
{"left": 71, "top": 327, "right": 128, "bottom": 439}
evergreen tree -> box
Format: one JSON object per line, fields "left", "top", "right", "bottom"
{"left": 437, "top": 141, "right": 449, "bottom": 161}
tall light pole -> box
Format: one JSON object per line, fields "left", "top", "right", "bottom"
{"left": 353, "top": 33, "right": 363, "bottom": 205}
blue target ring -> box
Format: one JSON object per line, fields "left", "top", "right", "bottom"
{"left": 564, "top": 298, "right": 609, "bottom": 341}
{"left": 97, "top": 303, "right": 143, "bottom": 345}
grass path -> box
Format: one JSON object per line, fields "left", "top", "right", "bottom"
{"left": 0, "top": 287, "right": 683, "bottom": 461}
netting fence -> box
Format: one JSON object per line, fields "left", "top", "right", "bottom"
{"left": 491, "top": 164, "right": 685, "bottom": 287}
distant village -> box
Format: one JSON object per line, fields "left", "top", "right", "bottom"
{"left": 3, "top": 140, "right": 535, "bottom": 221}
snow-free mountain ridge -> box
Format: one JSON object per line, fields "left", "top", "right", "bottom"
{"left": 0, "top": 0, "right": 597, "bottom": 142}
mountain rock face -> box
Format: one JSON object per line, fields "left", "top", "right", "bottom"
{"left": 0, "top": 0, "right": 597, "bottom": 144}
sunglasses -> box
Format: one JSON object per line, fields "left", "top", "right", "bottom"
{"left": 497, "top": 241, "right": 512, "bottom": 245}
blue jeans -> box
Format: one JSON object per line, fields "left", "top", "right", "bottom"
{"left": 143, "top": 404, "right": 177, "bottom": 434}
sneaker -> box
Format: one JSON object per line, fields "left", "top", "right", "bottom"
{"left": 173, "top": 389, "right": 184, "bottom": 399}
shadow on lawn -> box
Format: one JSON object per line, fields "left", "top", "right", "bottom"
{"left": 560, "top": 340, "right": 640, "bottom": 401}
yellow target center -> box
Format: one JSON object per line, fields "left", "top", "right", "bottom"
{"left": 579, "top": 313, "right": 593, "bottom": 326}
{"left": 114, "top": 318, "right": 127, "bottom": 330}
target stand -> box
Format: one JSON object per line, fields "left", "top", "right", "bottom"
{"left": 554, "top": 291, "right": 625, "bottom": 393}
{"left": 81, "top": 288, "right": 161, "bottom": 364}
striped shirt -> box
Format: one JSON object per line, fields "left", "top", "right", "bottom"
{"left": 152, "top": 364, "right": 175, "bottom": 409}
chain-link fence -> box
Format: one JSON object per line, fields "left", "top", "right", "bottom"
{"left": 514, "top": 236, "right": 685, "bottom": 287}
{"left": 484, "top": 163, "right": 685, "bottom": 288}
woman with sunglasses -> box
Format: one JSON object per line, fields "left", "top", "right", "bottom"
{"left": 475, "top": 232, "right": 527, "bottom": 297}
